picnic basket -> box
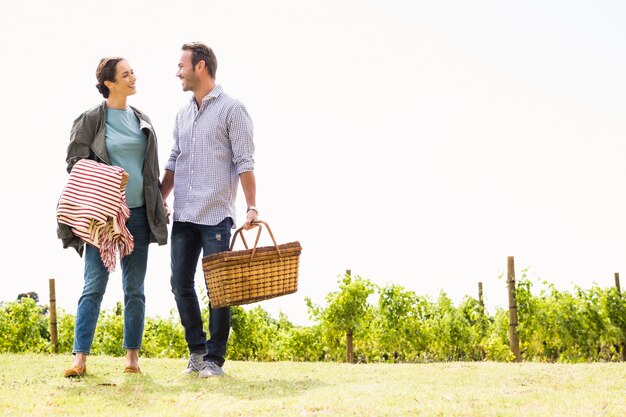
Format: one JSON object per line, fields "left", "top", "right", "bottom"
{"left": 202, "top": 220, "right": 302, "bottom": 308}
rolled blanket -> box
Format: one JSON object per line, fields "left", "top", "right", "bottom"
{"left": 57, "top": 159, "right": 134, "bottom": 272}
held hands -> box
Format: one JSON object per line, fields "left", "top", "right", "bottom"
{"left": 243, "top": 206, "right": 259, "bottom": 230}
{"left": 164, "top": 201, "right": 171, "bottom": 224}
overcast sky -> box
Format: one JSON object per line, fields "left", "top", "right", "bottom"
{"left": 1, "top": 1, "right": 625, "bottom": 325}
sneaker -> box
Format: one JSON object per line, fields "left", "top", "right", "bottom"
{"left": 198, "top": 361, "right": 224, "bottom": 378}
{"left": 183, "top": 352, "right": 207, "bottom": 374}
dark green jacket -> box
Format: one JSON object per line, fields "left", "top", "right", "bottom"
{"left": 57, "top": 102, "right": 168, "bottom": 255}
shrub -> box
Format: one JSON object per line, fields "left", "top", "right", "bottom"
{"left": 0, "top": 298, "right": 50, "bottom": 353}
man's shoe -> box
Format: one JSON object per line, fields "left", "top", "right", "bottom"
{"left": 198, "top": 361, "right": 224, "bottom": 378}
{"left": 183, "top": 352, "right": 206, "bottom": 374}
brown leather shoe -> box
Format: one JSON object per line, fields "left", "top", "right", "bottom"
{"left": 63, "top": 364, "right": 86, "bottom": 378}
{"left": 124, "top": 365, "right": 141, "bottom": 373}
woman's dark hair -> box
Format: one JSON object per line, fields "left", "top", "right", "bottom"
{"left": 95, "top": 57, "right": 124, "bottom": 98}
{"left": 182, "top": 42, "right": 217, "bottom": 78}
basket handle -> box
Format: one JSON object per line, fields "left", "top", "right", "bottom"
{"left": 229, "top": 220, "right": 282, "bottom": 261}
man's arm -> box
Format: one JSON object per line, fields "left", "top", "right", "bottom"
{"left": 160, "top": 169, "right": 175, "bottom": 223}
{"left": 240, "top": 171, "right": 258, "bottom": 229}
{"left": 161, "top": 169, "right": 175, "bottom": 200}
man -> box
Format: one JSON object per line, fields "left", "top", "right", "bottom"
{"left": 160, "top": 42, "right": 258, "bottom": 377}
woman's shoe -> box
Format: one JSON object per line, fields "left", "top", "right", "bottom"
{"left": 124, "top": 365, "right": 141, "bottom": 373}
{"left": 63, "top": 364, "right": 86, "bottom": 378}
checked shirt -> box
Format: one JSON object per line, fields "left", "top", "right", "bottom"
{"left": 165, "top": 85, "right": 255, "bottom": 226}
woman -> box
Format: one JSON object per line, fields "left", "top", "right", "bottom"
{"left": 59, "top": 57, "right": 168, "bottom": 377}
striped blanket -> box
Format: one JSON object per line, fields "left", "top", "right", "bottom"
{"left": 56, "top": 159, "right": 134, "bottom": 272}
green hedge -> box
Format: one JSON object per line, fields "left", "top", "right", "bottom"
{"left": 2, "top": 273, "right": 624, "bottom": 362}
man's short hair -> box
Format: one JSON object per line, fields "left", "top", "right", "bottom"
{"left": 182, "top": 42, "right": 217, "bottom": 78}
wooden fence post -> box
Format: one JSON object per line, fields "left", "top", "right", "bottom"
{"left": 507, "top": 257, "right": 521, "bottom": 362}
{"left": 615, "top": 273, "right": 625, "bottom": 361}
{"left": 478, "top": 281, "right": 486, "bottom": 360}
{"left": 49, "top": 278, "right": 58, "bottom": 353}
{"left": 346, "top": 329, "right": 354, "bottom": 363}
{"left": 346, "top": 269, "right": 354, "bottom": 363}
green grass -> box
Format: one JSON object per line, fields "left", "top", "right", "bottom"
{"left": 1, "top": 354, "right": 625, "bottom": 416}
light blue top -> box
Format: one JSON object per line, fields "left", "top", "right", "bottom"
{"left": 105, "top": 107, "right": 147, "bottom": 208}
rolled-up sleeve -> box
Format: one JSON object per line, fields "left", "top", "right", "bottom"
{"left": 229, "top": 104, "right": 255, "bottom": 174}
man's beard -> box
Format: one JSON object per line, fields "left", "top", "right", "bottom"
{"left": 182, "top": 74, "right": 199, "bottom": 92}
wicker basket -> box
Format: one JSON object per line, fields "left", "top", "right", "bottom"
{"left": 202, "top": 220, "right": 302, "bottom": 308}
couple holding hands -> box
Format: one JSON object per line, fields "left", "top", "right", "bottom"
{"left": 58, "top": 42, "right": 258, "bottom": 378}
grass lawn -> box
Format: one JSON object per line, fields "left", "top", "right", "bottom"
{"left": 0, "top": 354, "right": 625, "bottom": 416}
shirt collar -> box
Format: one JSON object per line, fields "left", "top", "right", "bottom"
{"left": 189, "top": 84, "right": 223, "bottom": 104}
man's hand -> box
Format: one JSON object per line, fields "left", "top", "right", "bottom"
{"left": 243, "top": 207, "right": 258, "bottom": 230}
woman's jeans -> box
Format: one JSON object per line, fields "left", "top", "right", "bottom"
{"left": 170, "top": 218, "right": 232, "bottom": 367}
{"left": 72, "top": 206, "right": 151, "bottom": 354}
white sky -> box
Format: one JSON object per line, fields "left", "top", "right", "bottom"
{"left": 1, "top": 1, "right": 625, "bottom": 325}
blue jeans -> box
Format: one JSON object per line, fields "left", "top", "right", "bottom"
{"left": 170, "top": 218, "right": 232, "bottom": 367}
{"left": 72, "top": 206, "right": 151, "bottom": 354}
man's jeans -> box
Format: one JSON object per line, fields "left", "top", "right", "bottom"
{"left": 170, "top": 218, "right": 232, "bottom": 367}
{"left": 72, "top": 206, "right": 151, "bottom": 354}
